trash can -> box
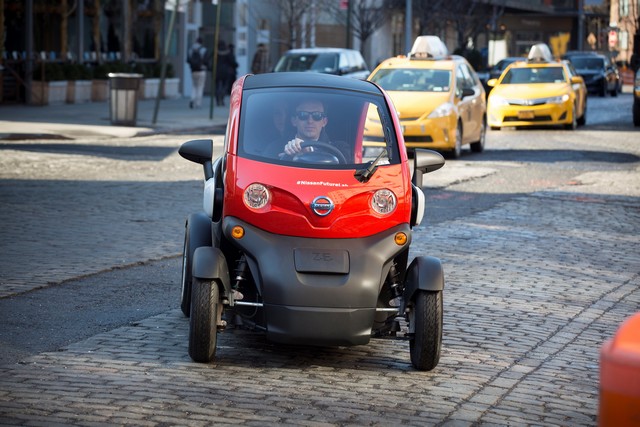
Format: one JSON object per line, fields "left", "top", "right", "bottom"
{"left": 108, "top": 73, "right": 143, "bottom": 126}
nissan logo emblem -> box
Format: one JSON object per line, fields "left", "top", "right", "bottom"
{"left": 310, "top": 196, "right": 334, "bottom": 216}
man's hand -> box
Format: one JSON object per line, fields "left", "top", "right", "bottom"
{"left": 284, "top": 138, "right": 313, "bottom": 156}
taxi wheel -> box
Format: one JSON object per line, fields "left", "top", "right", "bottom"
{"left": 490, "top": 126, "right": 500, "bottom": 131}
{"left": 449, "top": 122, "right": 462, "bottom": 159}
{"left": 577, "top": 99, "right": 587, "bottom": 126}
{"left": 470, "top": 118, "right": 486, "bottom": 153}
{"left": 564, "top": 105, "right": 578, "bottom": 130}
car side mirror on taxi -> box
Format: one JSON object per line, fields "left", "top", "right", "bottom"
{"left": 487, "top": 78, "right": 498, "bottom": 87}
{"left": 571, "top": 76, "right": 584, "bottom": 85}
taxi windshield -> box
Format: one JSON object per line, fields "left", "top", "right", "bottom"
{"left": 237, "top": 87, "right": 401, "bottom": 169}
{"left": 501, "top": 66, "right": 566, "bottom": 84}
{"left": 370, "top": 68, "right": 451, "bottom": 92}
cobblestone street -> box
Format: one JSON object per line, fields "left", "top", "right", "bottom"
{"left": 1, "top": 94, "right": 639, "bottom": 425}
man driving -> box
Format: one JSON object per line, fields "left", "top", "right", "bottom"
{"left": 282, "top": 99, "right": 329, "bottom": 156}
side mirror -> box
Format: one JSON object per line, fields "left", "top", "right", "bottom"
{"left": 570, "top": 76, "right": 584, "bottom": 85}
{"left": 179, "top": 139, "right": 214, "bottom": 180}
{"left": 461, "top": 87, "right": 475, "bottom": 98}
{"left": 487, "top": 78, "right": 498, "bottom": 87}
{"left": 412, "top": 149, "right": 445, "bottom": 188}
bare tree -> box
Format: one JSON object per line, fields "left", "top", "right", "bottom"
{"left": 267, "top": 0, "right": 315, "bottom": 50}
{"left": 325, "top": 0, "right": 399, "bottom": 55}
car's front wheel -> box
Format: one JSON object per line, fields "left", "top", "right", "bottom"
{"left": 449, "top": 122, "right": 462, "bottom": 159}
{"left": 409, "top": 290, "right": 443, "bottom": 371}
{"left": 189, "top": 278, "right": 219, "bottom": 363}
{"left": 565, "top": 104, "right": 578, "bottom": 130}
{"left": 470, "top": 117, "right": 486, "bottom": 153}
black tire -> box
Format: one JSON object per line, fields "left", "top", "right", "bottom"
{"left": 490, "top": 125, "right": 500, "bottom": 131}
{"left": 634, "top": 103, "right": 640, "bottom": 127}
{"left": 409, "top": 290, "right": 443, "bottom": 371}
{"left": 449, "top": 122, "right": 462, "bottom": 159}
{"left": 189, "top": 278, "right": 219, "bottom": 363}
{"left": 180, "top": 217, "right": 212, "bottom": 317}
{"left": 577, "top": 99, "right": 587, "bottom": 126}
{"left": 564, "top": 105, "right": 577, "bottom": 130}
{"left": 470, "top": 117, "right": 486, "bottom": 153}
{"left": 599, "top": 82, "right": 606, "bottom": 97}
{"left": 180, "top": 232, "right": 192, "bottom": 317}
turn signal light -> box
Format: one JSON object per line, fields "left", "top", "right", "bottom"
{"left": 231, "top": 226, "right": 245, "bottom": 239}
{"left": 394, "top": 232, "right": 408, "bottom": 246}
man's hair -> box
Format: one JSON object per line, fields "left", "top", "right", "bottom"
{"left": 294, "top": 98, "right": 326, "bottom": 113}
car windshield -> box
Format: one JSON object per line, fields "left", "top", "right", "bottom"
{"left": 237, "top": 87, "right": 401, "bottom": 169}
{"left": 500, "top": 66, "right": 566, "bottom": 84}
{"left": 570, "top": 57, "right": 604, "bottom": 70}
{"left": 370, "top": 68, "right": 451, "bottom": 92}
{"left": 274, "top": 53, "right": 338, "bottom": 74}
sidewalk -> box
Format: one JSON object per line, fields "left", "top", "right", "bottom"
{"left": 0, "top": 95, "right": 230, "bottom": 140}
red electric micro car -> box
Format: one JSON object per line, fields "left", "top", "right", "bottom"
{"left": 178, "top": 72, "right": 445, "bottom": 370}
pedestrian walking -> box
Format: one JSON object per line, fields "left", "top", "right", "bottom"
{"left": 215, "top": 40, "right": 237, "bottom": 106}
{"left": 251, "top": 43, "right": 271, "bottom": 74}
{"left": 187, "top": 37, "right": 208, "bottom": 109}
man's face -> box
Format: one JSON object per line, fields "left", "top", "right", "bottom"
{"left": 292, "top": 100, "right": 327, "bottom": 141}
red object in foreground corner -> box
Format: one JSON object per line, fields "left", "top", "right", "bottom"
{"left": 599, "top": 312, "right": 640, "bottom": 426}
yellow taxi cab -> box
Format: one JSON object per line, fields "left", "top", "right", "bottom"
{"left": 368, "top": 36, "right": 487, "bottom": 158}
{"left": 487, "top": 44, "right": 587, "bottom": 130}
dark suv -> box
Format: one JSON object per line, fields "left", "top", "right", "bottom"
{"left": 564, "top": 52, "right": 620, "bottom": 97}
{"left": 274, "top": 47, "right": 370, "bottom": 79}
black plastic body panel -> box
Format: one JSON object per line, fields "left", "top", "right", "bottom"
{"left": 222, "top": 217, "right": 412, "bottom": 346}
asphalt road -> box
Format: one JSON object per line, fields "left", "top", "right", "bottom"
{"left": 0, "top": 93, "right": 638, "bottom": 425}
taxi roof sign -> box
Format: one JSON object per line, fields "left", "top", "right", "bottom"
{"left": 527, "top": 43, "right": 553, "bottom": 62}
{"left": 409, "top": 36, "right": 449, "bottom": 59}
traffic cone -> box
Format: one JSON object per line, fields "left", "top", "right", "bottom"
{"left": 598, "top": 312, "right": 640, "bottom": 426}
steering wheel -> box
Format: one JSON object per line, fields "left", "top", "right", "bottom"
{"left": 298, "top": 141, "right": 347, "bottom": 164}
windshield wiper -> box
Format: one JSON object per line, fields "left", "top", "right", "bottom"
{"left": 354, "top": 148, "right": 388, "bottom": 183}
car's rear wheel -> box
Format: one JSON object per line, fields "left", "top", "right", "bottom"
{"left": 470, "top": 117, "right": 486, "bottom": 153}
{"left": 634, "top": 102, "right": 640, "bottom": 127}
{"left": 409, "top": 290, "right": 443, "bottom": 371}
{"left": 189, "top": 278, "right": 219, "bottom": 363}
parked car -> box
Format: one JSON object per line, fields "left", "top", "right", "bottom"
{"left": 563, "top": 52, "right": 620, "bottom": 97}
{"left": 487, "top": 43, "right": 587, "bottom": 130}
{"left": 368, "top": 36, "right": 487, "bottom": 158}
{"left": 634, "top": 68, "right": 640, "bottom": 127}
{"left": 178, "top": 71, "right": 446, "bottom": 371}
{"left": 273, "top": 47, "right": 370, "bottom": 79}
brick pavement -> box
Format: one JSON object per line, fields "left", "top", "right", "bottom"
{"left": 0, "top": 187, "right": 638, "bottom": 425}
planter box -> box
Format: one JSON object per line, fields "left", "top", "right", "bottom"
{"left": 92, "top": 79, "right": 109, "bottom": 102}
{"left": 30, "top": 81, "right": 68, "bottom": 105}
{"left": 140, "top": 78, "right": 160, "bottom": 100}
{"left": 162, "top": 78, "right": 180, "bottom": 99}
{"left": 67, "top": 80, "right": 92, "bottom": 104}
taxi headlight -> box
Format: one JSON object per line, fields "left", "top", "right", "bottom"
{"left": 243, "top": 183, "right": 270, "bottom": 210}
{"left": 371, "top": 189, "right": 397, "bottom": 215}
{"left": 489, "top": 96, "right": 508, "bottom": 107}
{"left": 427, "top": 102, "right": 454, "bottom": 118}
{"left": 546, "top": 94, "right": 570, "bottom": 104}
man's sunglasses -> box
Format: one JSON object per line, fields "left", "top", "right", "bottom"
{"left": 295, "top": 111, "right": 326, "bottom": 121}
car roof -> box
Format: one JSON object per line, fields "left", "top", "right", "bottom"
{"left": 282, "top": 47, "right": 362, "bottom": 55}
{"left": 243, "top": 72, "right": 381, "bottom": 95}
{"left": 373, "top": 55, "right": 466, "bottom": 71}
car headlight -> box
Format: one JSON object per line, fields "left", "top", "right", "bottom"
{"left": 489, "top": 96, "right": 508, "bottom": 107}
{"left": 371, "top": 189, "right": 396, "bottom": 215}
{"left": 546, "top": 94, "right": 570, "bottom": 104}
{"left": 427, "top": 102, "right": 454, "bottom": 118}
{"left": 244, "top": 183, "right": 270, "bottom": 210}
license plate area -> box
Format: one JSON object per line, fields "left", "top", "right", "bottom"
{"left": 518, "top": 110, "right": 535, "bottom": 119}
{"left": 294, "top": 248, "right": 349, "bottom": 274}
